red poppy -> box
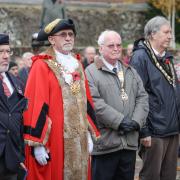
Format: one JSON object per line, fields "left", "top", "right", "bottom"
{"left": 165, "top": 59, "right": 170, "bottom": 65}
{"left": 75, "top": 53, "right": 81, "bottom": 61}
{"left": 71, "top": 71, "right": 81, "bottom": 81}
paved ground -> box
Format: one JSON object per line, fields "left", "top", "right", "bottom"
{"left": 134, "top": 156, "right": 180, "bottom": 180}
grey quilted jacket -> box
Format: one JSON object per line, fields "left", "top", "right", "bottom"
{"left": 85, "top": 56, "right": 149, "bottom": 155}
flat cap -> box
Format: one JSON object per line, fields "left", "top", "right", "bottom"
{"left": 37, "top": 18, "right": 76, "bottom": 41}
{"left": 0, "top": 34, "right": 9, "bottom": 45}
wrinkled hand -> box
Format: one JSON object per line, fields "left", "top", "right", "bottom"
{"left": 34, "top": 146, "right": 49, "bottom": 166}
{"left": 140, "top": 136, "right": 151, "bottom": 147}
{"left": 119, "top": 116, "right": 140, "bottom": 134}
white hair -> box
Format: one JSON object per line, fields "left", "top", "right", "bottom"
{"left": 97, "top": 30, "right": 121, "bottom": 46}
{"left": 22, "top": 52, "right": 34, "bottom": 59}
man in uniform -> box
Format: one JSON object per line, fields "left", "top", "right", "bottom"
{"left": 0, "top": 33, "right": 27, "bottom": 180}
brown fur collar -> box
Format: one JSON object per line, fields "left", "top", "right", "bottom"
{"left": 94, "top": 55, "right": 129, "bottom": 69}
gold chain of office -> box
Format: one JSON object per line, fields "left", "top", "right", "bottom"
{"left": 144, "top": 40, "right": 176, "bottom": 87}
{"left": 47, "top": 59, "right": 81, "bottom": 95}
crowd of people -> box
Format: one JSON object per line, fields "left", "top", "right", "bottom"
{"left": 0, "top": 15, "right": 180, "bottom": 180}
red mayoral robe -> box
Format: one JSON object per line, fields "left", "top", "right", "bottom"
{"left": 23, "top": 47, "right": 99, "bottom": 180}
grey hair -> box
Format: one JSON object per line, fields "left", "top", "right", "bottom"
{"left": 97, "top": 30, "right": 120, "bottom": 46}
{"left": 144, "top": 16, "right": 170, "bottom": 40}
{"left": 22, "top": 52, "right": 34, "bottom": 59}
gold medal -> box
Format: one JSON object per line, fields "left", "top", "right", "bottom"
{"left": 121, "top": 88, "right": 128, "bottom": 101}
{"left": 70, "top": 81, "right": 80, "bottom": 95}
{"left": 117, "top": 70, "right": 128, "bottom": 101}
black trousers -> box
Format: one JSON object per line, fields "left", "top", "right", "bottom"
{"left": 0, "top": 156, "right": 17, "bottom": 180}
{"left": 92, "top": 149, "right": 136, "bottom": 180}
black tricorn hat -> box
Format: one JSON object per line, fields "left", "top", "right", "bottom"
{"left": 37, "top": 18, "right": 76, "bottom": 41}
{"left": 0, "top": 34, "right": 9, "bottom": 45}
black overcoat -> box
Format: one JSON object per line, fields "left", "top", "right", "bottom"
{"left": 0, "top": 72, "right": 27, "bottom": 172}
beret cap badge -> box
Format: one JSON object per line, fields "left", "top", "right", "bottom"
{"left": 44, "top": 19, "right": 61, "bottom": 34}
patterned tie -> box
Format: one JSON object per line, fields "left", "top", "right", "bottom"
{"left": 0, "top": 74, "right": 11, "bottom": 97}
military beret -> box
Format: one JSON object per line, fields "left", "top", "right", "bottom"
{"left": 37, "top": 18, "right": 76, "bottom": 41}
{"left": 8, "top": 61, "right": 18, "bottom": 70}
{"left": 0, "top": 34, "right": 9, "bottom": 45}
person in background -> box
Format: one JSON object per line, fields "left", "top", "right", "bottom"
{"left": 8, "top": 61, "right": 19, "bottom": 77}
{"left": 82, "top": 46, "right": 96, "bottom": 69}
{"left": 123, "top": 43, "right": 133, "bottom": 64}
{"left": 0, "top": 33, "right": 27, "bottom": 180}
{"left": 18, "top": 52, "right": 34, "bottom": 85}
{"left": 130, "top": 16, "right": 180, "bottom": 180}
{"left": 85, "top": 30, "right": 149, "bottom": 180}
{"left": 14, "top": 56, "right": 25, "bottom": 71}
{"left": 23, "top": 18, "right": 99, "bottom": 180}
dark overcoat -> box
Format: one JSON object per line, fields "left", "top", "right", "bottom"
{"left": 0, "top": 72, "right": 27, "bottom": 172}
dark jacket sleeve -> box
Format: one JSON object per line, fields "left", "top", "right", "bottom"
{"left": 130, "top": 50, "right": 149, "bottom": 87}
{"left": 130, "top": 50, "right": 151, "bottom": 138}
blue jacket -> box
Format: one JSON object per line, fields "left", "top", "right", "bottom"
{"left": 130, "top": 38, "right": 180, "bottom": 138}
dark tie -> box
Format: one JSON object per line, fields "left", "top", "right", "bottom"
{"left": 112, "top": 67, "right": 117, "bottom": 74}
{"left": 0, "top": 74, "right": 11, "bottom": 97}
{"left": 157, "top": 56, "right": 164, "bottom": 63}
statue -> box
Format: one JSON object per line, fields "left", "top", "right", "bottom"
{"left": 40, "top": 0, "right": 66, "bottom": 28}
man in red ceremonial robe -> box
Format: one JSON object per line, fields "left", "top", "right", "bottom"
{"left": 23, "top": 18, "right": 99, "bottom": 180}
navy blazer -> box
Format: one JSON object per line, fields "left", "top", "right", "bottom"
{"left": 0, "top": 72, "right": 27, "bottom": 173}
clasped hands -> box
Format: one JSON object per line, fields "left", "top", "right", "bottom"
{"left": 118, "top": 116, "right": 140, "bottom": 135}
{"left": 34, "top": 146, "right": 49, "bottom": 166}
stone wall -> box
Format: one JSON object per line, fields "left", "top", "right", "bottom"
{"left": 66, "top": 7, "right": 146, "bottom": 48}
{"left": 0, "top": 4, "right": 42, "bottom": 48}
{"left": 0, "top": 2, "right": 147, "bottom": 54}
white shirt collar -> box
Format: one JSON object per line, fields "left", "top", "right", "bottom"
{"left": 152, "top": 47, "right": 166, "bottom": 57}
{"left": 0, "top": 72, "right": 14, "bottom": 94}
{"left": 101, "top": 56, "right": 119, "bottom": 72}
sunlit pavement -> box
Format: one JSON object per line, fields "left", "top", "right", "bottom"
{"left": 134, "top": 156, "right": 180, "bottom": 180}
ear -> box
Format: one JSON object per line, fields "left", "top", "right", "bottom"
{"left": 151, "top": 32, "right": 158, "bottom": 40}
{"left": 99, "top": 45, "right": 103, "bottom": 54}
{"left": 48, "top": 36, "right": 55, "bottom": 45}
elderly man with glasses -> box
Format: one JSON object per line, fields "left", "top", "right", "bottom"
{"left": 0, "top": 33, "right": 27, "bottom": 180}
{"left": 85, "top": 30, "right": 149, "bottom": 180}
{"left": 23, "top": 18, "right": 99, "bottom": 180}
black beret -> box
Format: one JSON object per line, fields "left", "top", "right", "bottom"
{"left": 37, "top": 18, "right": 76, "bottom": 41}
{"left": 0, "top": 34, "right": 9, "bottom": 45}
{"left": 8, "top": 61, "right": 18, "bottom": 70}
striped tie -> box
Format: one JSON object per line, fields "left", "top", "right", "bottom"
{"left": 0, "top": 74, "right": 11, "bottom": 97}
